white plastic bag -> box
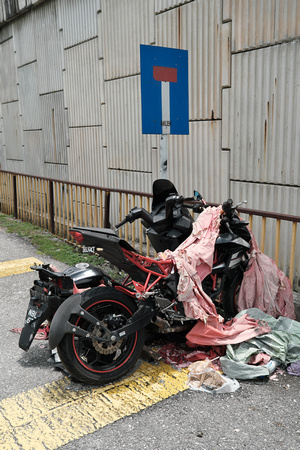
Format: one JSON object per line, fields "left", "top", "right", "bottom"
{"left": 187, "top": 359, "right": 240, "bottom": 394}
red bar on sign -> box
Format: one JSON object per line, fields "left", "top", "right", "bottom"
{"left": 153, "top": 66, "right": 177, "bottom": 83}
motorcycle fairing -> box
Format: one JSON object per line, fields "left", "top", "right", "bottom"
{"left": 19, "top": 285, "right": 62, "bottom": 351}
{"left": 19, "top": 263, "right": 106, "bottom": 351}
{"left": 70, "top": 226, "right": 152, "bottom": 282}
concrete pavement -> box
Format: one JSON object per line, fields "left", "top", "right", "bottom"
{"left": 0, "top": 226, "right": 300, "bottom": 450}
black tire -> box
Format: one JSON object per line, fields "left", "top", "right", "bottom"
{"left": 221, "top": 271, "right": 244, "bottom": 319}
{"left": 57, "top": 287, "right": 145, "bottom": 385}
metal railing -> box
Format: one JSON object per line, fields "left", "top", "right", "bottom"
{"left": 0, "top": 170, "right": 299, "bottom": 289}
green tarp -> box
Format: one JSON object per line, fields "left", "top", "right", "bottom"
{"left": 220, "top": 308, "right": 300, "bottom": 380}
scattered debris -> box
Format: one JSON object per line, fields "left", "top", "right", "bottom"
{"left": 187, "top": 359, "right": 240, "bottom": 394}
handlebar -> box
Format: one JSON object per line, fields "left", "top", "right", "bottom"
{"left": 115, "top": 193, "right": 206, "bottom": 230}
{"left": 115, "top": 217, "right": 128, "bottom": 229}
{"left": 222, "top": 198, "right": 247, "bottom": 217}
{"left": 115, "top": 207, "right": 154, "bottom": 230}
{"left": 220, "top": 198, "right": 248, "bottom": 235}
{"left": 115, "top": 192, "right": 247, "bottom": 234}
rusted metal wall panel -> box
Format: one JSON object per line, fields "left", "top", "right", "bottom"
{"left": 105, "top": 75, "right": 154, "bottom": 175}
{"left": 23, "top": 130, "right": 45, "bottom": 176}
{"left": 17, "top": 1, "right": 27, "bottom": 11}
{"left": 156, "top": 0, "right": 223, "bottom": 120}
{"left": 0, "top": 36, "right": 18, "bottom": 102}
{"left": 34, "top": 0, "right": 63, "bottom": 95}
{"left": 2, "top": 102, "right": 23, "bottom": 159}
{"left": 108, "top": 169, "right": 153, "bottom": 193}
{"left": 0, "top": 133, "right": 4, "bottom": 169}
{"left": 40, "top": 91, "right": 68, "bottom": 167}
{"left": 64, "top": 39, "right": 103, "bottom": 127}
{"left": 68, "top": 127, "right": 107, "bottom": 187}
{"left": 44, "top": 162, "right": 68, "bottom": 181}
{"left": 101, "top": 0, "right": 155, "bottom": 80}
{"left": 57, "top": 0, "right": 100, "bottom": 49}
{"left": 13, "top": 12, "right": 36, "bottom": 66}
{"left": 167, "top": 121, "right": 229, "bottom": 203}
{"left": 155, "top": 0, "right": 193, "bottom": 13}
{"left": 18, "top": 62, "right": 42, "bottom": 130}
{"left": 1, "top": 0, "right": 19, "bottom": 22}
{"left": 221, "top": 21, "right": 231, "bottom": 88}
{"left": 225, "top": 41, "right": 300, "bottom": 187}
{"left": 231, "top": 0, "right": 300, "bottom": 52}
{"left": 0, "top": 103, "right": 3, "bottom": 169}
{"left": 155, "top": 0, "right": 227, "bottom": 202}
{"left": 0, "top": 0, "right": 47, "bottom": 25}
{"left": 181, "top": 0, "right": 222, "bottom": 119}
{"left": 0, "top": 1, "right": 4, "bottom": 23}
{"left": 155, "top": 5, "right": 179, "bottom": 47}
{"left": 223, "top": 0, "right": 232, "bottom": 21}
{"left": 0, "top": 19, "right": 12, "bottom": 40}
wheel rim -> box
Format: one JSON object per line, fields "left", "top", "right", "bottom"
{"left": 71, "top": 299, "right": 138, "bottom": 373}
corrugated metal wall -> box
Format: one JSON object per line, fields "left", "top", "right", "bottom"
{"left": 224, "top": 42, "right": 300, "bottom": 186}
{"left": 101, "top": 0, "right": 155, "bottom": 80}
{"left": 0, "top": 0, "right": 299, "bottom": 284}
{"left": 0, "top": 102, "right": 3, "bottom": 169}
{"left": 34, "top": 1, "right": 64, "bottom": 95}
{"left": 222, "top": 0, "right": 300, "bottom": 286}
{"left": 156, "top": 0, "right": 229, "bottom": 202}
{"left": 57, "top": 0, "right": 100, "bottom": 50}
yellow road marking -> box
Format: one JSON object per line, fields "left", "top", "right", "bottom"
{"left": 0, "top": 361, "right": 188, "bottom": 449}
{"left": 0, "top": 258, "right": 43, "bottom": 278}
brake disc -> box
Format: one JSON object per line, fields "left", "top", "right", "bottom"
{"left": 91, "top": 325, "right": 123, "bottom": 355}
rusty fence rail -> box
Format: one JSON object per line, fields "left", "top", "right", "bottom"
{"left": 0, "top": 170, "right": 299, "bottom": 290}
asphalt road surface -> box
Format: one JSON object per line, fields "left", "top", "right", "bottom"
{"left": 0, "top": 226, "right": 299, "bottom": 450}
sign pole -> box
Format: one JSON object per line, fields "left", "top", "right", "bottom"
{"left": 160, "top": 79, "right": 171, "bottom": 178}
{"left": 160, "top": 134, "right": 168, "bottom": 178}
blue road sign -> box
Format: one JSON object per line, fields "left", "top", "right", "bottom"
{"left": 140, "top": 45, "right": 189, "bottom": 135}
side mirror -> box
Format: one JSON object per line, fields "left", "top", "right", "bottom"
{"left": 194, "top": 190, "right": 203, "bottom": 201}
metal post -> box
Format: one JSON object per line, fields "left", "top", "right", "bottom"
{"left": 104, "top": 191, "right": 110, "bottom": 228}
{"left": 49, "top": 181, "right": 54, "bottom": 234}
{"left": 159, "top": 135, "right": 168, "bottom": 178}
{"left": 13, "top": 175, "right": 18, "bottom": 219}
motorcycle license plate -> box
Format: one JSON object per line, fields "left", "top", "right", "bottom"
{"left": 25, "top": 305, "right": 43, "bottom": 323}
{"left": 25, "top": 291, "right": 48, "bottom": 324}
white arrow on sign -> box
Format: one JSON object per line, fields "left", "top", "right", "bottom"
{"left": 153, "top": 66, "right": 178, "bottom": 177}
{"left": 153, "top": 66, "right": 178, "bottom": 135}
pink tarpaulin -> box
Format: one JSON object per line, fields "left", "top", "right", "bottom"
{"left": 163, "top": 206, "right": 223, "bottom": 323}
{"left": 237, "top": 231, "right": 295, "bottom": 319}
{"left": 186, "top": 314, "right": 271, "bottom": 346}
{"left": 159, "top": 206, "right": 296, "bottom": 346}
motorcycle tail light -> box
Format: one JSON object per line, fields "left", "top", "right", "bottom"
{"left": 69, "top": 230, "right": 84, "bottom": 243}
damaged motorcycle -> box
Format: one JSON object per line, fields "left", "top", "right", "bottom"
{"left": 32, "top": 179, "right": 251, "bottom": 385}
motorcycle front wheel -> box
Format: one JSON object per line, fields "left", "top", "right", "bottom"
{"left": 221, "top": 270, "right": 244, "bottom": 318}
{"left": 57, "top": 287, "right": 145, "bottom": 385}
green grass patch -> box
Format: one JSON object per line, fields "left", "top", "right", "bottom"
{"left": 0, "top": 213, "right": 107, "bottom": 268}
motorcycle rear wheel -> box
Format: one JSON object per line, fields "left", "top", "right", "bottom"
{"left": 57, "top": 287, "right": 145, "bottom": 385}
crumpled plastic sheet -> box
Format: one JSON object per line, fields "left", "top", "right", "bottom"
{"left": 287, "top": 360, "right": 300, "bottom": 376}
{"left": 162, "top": 206, "right": 223, "bottom": 322}
{"left": 220, "top": 308, "right": 300, "bottom": 380}
{"left": 187, "top": 359, "right": 240, "bottom": 394}
{"left": 237, "top": 231, "right": 295, "bottom": 319}
{"left": 186, "top": 312, "right": 271, "bottom": 347}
